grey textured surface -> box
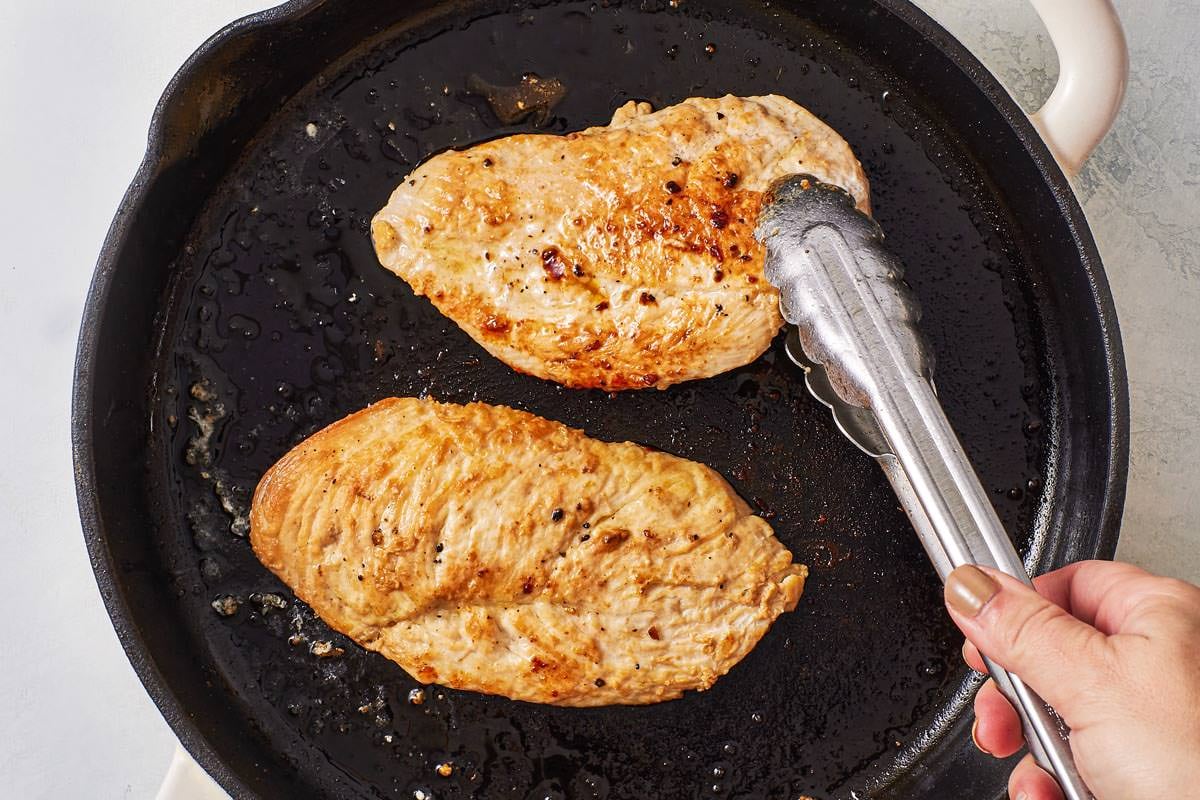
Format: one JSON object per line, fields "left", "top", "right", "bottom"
{"left": 913, "top": 0, "right": 1200, "bottom": 583}
{"left": 0, "top": 1, "right": 1195, "bottom": 797}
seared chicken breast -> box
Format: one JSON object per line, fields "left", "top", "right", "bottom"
{"left": 250, "top": 397, "right": 806, "bottom": 706}
{"left": 371, "top": 95, "right": 869, "bottom": 390}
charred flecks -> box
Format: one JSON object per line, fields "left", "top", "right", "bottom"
{"left": 551, "top": 507, "right": 564, "bottom": 522}
{"left": 541, "top": 247, "right": 568, "bottom": 280}
{"left": 723, "top": 172, "right": 739, "bottom": 189}
{"left": 594, "top": 301, "right": 610, "bottom": 312}
{"left": 639, "top": 292, "right": 657, "bottom": 306}
{"left": 665, "top": 180, "right": 682, "bottom": 194}
{"left": 710, "top": 209, "right": 730, "bottom": 229}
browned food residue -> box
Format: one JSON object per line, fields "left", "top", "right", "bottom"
{"left": 466, "top": 72, "right": 567, "bottom": 126}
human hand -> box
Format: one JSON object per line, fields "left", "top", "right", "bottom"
{"left": 943, "top": 560, "right": 1200, "bottom": 800}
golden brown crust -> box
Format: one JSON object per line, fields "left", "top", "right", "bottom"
{"left": 372, "top": 95, "right": 870, "bottom": 390}
{"left": 250, "top": 397, "right": 807, "bottom": 706}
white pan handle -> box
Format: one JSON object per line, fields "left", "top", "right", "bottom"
{"left": 1028, "top": 0, "right": 1129, "bottom": 175}
{"left": 156, "top": 744, "right": 231, "bottom": 800}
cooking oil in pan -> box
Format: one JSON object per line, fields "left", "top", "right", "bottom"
{"left": 153, "top": 1, "right": 1045, "bottom": 796}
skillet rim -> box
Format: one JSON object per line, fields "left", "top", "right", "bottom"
{"left": 71, "top": 1, "right": 1128, "bottom": 797}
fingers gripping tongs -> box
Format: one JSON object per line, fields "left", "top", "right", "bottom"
{"left": 755, "top": 176, "right": 1091, "bottom": 800}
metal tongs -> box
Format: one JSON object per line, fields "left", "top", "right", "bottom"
{"left": 756, "top": 176, "right": 1091, "bottom": 800}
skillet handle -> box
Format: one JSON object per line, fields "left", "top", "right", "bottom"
{"left": 156, "top": 744, "right": 230, "bottom": 800}
{"left": 1028, "top": 0, "right": 1128, "bottom": 176}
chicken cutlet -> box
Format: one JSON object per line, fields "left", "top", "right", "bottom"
{"left": 250, "top": 397, "right": 807, "bottom": 706}
{"left": 371, "top": 94, "right": 869, "bottom": 390}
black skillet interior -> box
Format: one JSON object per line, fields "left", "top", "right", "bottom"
{"left": 77, "top": 0, "right": 1126, "bottom": 798}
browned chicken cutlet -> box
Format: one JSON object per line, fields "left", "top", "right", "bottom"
{"left": 250, "top": 397, "right": 807, "bottom": 706}
{"left": 371, "top": 95, "right": 870, "bottom": 390}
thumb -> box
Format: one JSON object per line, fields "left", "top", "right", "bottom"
{"left": 945, "top": 565, "right": 1110, "bottom": 713}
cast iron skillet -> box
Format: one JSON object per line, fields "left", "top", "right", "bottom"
{"left": 73, "top": 0, "right": 1127, "bottom": 797}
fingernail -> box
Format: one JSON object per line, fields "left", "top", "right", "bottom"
{"left": 1014, "top": 793, "right": 1030, "bottom": 800}
{"left": 946, "top": 565, "right": 999, "bottom": 617}
{"left": 970, "top": 717, "right": 993, "bottom": 756}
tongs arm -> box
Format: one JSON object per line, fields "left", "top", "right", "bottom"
{"left": 876, "top": 372, "right": 1088, "bottom": 800}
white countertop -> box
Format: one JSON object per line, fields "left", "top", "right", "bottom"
{"left": 1, "top": 1, "right": 1196, "bottom": 796}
